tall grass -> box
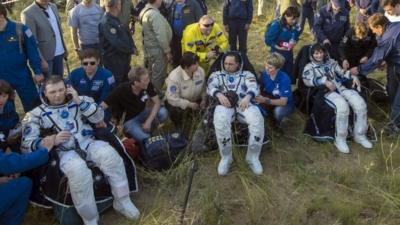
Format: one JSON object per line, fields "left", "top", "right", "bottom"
{"left": 7, "top": 0, "right": 400, "bottom": 224}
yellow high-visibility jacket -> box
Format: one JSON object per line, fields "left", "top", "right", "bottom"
{"left": 181, "top": 23, "right": 229, "bottom": 70}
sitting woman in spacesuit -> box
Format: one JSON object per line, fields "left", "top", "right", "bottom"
{"left": 255, "top": 52, "right": 295, "bottom": 128}
{"left": 302, "top": 43, "right": 373, "bottom": 153}
{"left": 0, "top": 80, "right": 20, "bottom": 152}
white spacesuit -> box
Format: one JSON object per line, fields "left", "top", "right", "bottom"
{"left": 207, "top": 54, "right": 265, "bottom": 176}
{"left": 302, "top": 44, "right": 373, "bottom": 153}
{"left": 21, "top": 95, "right": 139, "bottom": 225}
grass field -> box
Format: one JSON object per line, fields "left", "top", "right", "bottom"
{"left": 7, "top": 0, "right": 400, "bottom": 224}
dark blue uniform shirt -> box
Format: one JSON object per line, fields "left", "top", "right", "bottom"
{"left": 69, "top": 67, "right": 116, "bottom": 104}
{"left": 314, "top": 3, "right": 350, "bottom": 44}
{"left": 0, "top": 100, "right": 19, "bottom": 138}
{"left": 359, "top": 22, "right": 400, "bottom": 74}
{"left": 223, "top": 0, "right": 253, "bottom": 25}
{"left": 0, "top": 19, "right": 42, "bottom": 78}
{"left": 99, "top": 13, "right": 134, "bottom": 58}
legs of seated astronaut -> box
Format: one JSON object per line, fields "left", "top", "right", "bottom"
{"left": 59, "top": 141, "right": 139, "bottom": 225}
{"left": 213, "top": 105, "right": 265, "bottom": 175}
{"left": 324, "top": 89, "right": 372, "bottom": 153}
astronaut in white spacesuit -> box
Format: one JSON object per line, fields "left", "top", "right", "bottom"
{"left": 207, "top": 52, "right": 265, "bottom": 176}
{"left": 302, "top": 43, "right": 373, "bottom": 153}
{"left": 21, "top": 76, "right": 139, "bottom": 225}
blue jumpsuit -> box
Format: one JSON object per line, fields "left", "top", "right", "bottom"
{"left": 265, "top": 19, "right": 300, "bottom": 82}
{"left": 358, "top": 22, "right": 400, "bottom": 126}
{"left": 69, "top": 66, "right": 116, "bottom": 123}
{"left": 0, "top": 147, "right": 49, "bottom": 225}
{"left": 0, "top": 19, "right": 41, "bottom": 112}
{"left": 314, "top": 3, "right": 350, "bottom": 61}
{"left": 0, "top": 100, "right": 19, "bottom": 150}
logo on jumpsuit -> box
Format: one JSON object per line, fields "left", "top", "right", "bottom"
{"left": 64, "top": 121, "right": 75, "bottom": 131}
{"left": 60, "top": 110, "right": 69, "bottom": 119}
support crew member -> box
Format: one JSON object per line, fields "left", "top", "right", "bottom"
{"left": 0, "top": 4, "right": 42, "bottom": 112}
{"left": 350, "top": 13, "right": 400, "bottom": 135}
{"left": 314, "top": 0, "right": 350, "bottom": 61}
{"left": 99, "top": 0, "right": 136, "bottom": 85}
{"left": 181, "top": 15, "right": 229, "bottom": 73}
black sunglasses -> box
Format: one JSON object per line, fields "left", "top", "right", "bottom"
{"left": 82, "top": 61, "right": 96, "bottom": 66}
{"left": 202, "top": 22, "right": 214, "bottom": 28}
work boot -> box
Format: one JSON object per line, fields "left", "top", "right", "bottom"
{"left": 334, "top": 138, "right": 350, "bottom": 154}
{"left": 245, "top": 145, "right": 263, "bottom": 175}
{"left": 354, "top": 135, "right": 373, "bottom": 149}
{"left": 113, "top": 196, "right": 140, "bottom": 220}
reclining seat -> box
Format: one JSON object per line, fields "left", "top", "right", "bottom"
{"left": 26, "top": 87, "right": 138, "bottom": 224}
{"left": 203, "top": 51, "right": 268, "bottom": 147}
{"left": 295, "top": 44, "right": 381, "bottom": 142}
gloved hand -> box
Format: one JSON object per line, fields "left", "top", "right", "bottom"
{"left": 223, "top": 91, "right": 239, "bottom": 108}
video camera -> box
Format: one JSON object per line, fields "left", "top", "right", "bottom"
{"left": 212, "top": 45, "right": 221, "bottom": 56}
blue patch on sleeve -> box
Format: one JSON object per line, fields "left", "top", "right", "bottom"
{"left": 23, "top": 126, "right": 32, "bottom": 135}
{"left": 170, "top": 85, "right": 177, "bottom": 93}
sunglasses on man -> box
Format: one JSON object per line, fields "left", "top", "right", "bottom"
{"left": 82, "top": 61, "right": 97, "bottom": 66}
{"left": 202, "top": 22, "right": 214, "bottom": 28}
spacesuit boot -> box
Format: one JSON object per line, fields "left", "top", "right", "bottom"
{"left": 83, "top": 218, "right": 98, "bottom": 225}
{"left": 353, "top": 110, "right": 373, "bottom": 149}
{"left": 245, "top": 144, "right": 263, "bottom": 175}
{"left": 113, "top": 196, "right": 140, "bottom": 220}
{"left": 334, "top": 114, "right": 350, "bottom": 154}
{"left": 217, "top": 145, "right": 233, "bottom": 176}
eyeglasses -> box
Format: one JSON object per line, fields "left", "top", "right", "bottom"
{"left": 82, "top": 61, "right": 96, "bottom": 66}
{"left": 202, "top": 22, "right": 214, "bottom": 28}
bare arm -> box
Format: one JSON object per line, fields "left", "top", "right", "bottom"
{"left": 70, "top": 27, "right": 80, "bottom": 50}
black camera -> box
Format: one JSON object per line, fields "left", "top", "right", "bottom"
{"left": 212, "top": 45, "right": 221, "bottom": 56}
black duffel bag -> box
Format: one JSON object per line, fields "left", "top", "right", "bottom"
{"left": 140, "top": 132, "right": 188, "bottom": 170}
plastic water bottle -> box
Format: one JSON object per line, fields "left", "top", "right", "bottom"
{"left": 288, "top": 33, "right": 295, "bottom": 50}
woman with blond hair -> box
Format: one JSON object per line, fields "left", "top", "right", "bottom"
{"left": 255, "top": 52, "right": 295, "bottom": 127}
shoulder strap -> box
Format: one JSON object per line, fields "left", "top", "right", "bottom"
{"left": 140, "top": 7, "right": 155, "bottom": 25}
{"left": 15, "top": 22, "right": 24, "bottom": 54}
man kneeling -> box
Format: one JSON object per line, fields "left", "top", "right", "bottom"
{"left": 21, "top": 76, "right": 139, "bottom": 225}
{"left": 207, "top": 52, "right": 265, "bottom": 176}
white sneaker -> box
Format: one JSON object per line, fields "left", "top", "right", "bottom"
{"left": 113, "top": 196, "right": 140, "bottom": 220}
{"left": 334, "top": 139, "right": 350, "bottom": 154}
{"left": 217, "top": 155, "right": 233, "bottom": 176}
{"left": 246, "top": 158, "right": 263, "bottom": 175}
{"left": 354, "top": 135, "right": 373, "bottom": 149}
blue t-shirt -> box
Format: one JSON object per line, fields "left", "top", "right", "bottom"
{"left": 173, "top": 3, "right": 184, "bottom": 36}
{"left": 260, "top": 70, "right": 294, "bottom": 106}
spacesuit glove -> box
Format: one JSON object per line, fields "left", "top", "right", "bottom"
{"left": 239, "top": 95, "right": 251, "bottom": 112}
